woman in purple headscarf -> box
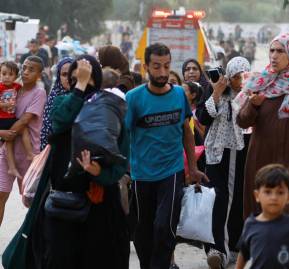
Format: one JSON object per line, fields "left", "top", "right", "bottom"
{"left": 237, "top": 32, "right": 289, "bottom": 219}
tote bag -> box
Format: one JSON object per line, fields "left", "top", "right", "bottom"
{"left": 2, "top": 154, "right": 51, "bottom": 269}
{"left": 22, "top": 145, "right": 51, "bottom": 207}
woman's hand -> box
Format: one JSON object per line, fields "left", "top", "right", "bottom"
{"left": 0, "top": 130, "right": 17, "bottom": 141}
{"left": 75, "top": 59, "right": 92, "bottom": 91}
{"left": 211, "top": 75, "right": 227, "bottom": 104}
{"left": 249, "top": 93, "right": 266, "bottom": 107}
{"left": 76, "top": 150, "right": 101, "bottom": 176}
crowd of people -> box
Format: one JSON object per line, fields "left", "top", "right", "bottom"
{"left": 208, "top": 25, "right": 257, "bottom": 69}
{"left": 0, "top": 28, "right": 288, "bottom": 269}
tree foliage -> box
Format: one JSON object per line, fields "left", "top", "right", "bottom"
{"left": 109, "top": 0, "right": 171, "bottom": 21}
{"left": 0, "top": 0, "right": 287, "bottom": 39}
{"left": 0, "top": 0, "right": 112, "bottom": 41}
{"left": 109, "top": 0, "right": 288, "bottom": 24}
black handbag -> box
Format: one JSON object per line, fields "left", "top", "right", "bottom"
{"left": 44, "top": 190, "right": 91, "bottom": 223}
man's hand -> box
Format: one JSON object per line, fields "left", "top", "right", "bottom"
{"left": 249, "top": 93, "right": 266, "bottom": 107}
{"left": 186, "top": 167, "right": 209, "bottom": 186}
{"left": 0, "top": 130, "right": 17, "bottom": 141}
{"left": 76, "top": 150, "right": 101, "bottom": 176}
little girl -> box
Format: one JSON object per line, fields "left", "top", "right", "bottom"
{"left": 183, "top": 81, "right": 206, "bottom": 141}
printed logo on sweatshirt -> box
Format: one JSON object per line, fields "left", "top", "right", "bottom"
{"left": 136, "top": 109, "right": 181, "bottom": 128}
{"left": 278, "top": 245, "right": 289, "bottom": 265}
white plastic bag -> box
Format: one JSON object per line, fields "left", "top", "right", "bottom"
{"left": 177, "top": 184, "right": 215, "bottom": 244}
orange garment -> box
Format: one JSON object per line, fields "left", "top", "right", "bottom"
{"left": 87, "top": 182, "right": 104, "bottom": 204}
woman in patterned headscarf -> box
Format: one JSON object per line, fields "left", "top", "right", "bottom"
{"left": 196, "top": 56, "right": 251, "bottom": 269}
{"left": 40, "top": 57, "right": 73, "bottom": 150}
{"left": 237, "top": 32, "right": 289, "bottom": 219}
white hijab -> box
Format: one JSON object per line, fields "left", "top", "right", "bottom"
{"left": 204, "top": 57, "right": 250, "bottom": 164}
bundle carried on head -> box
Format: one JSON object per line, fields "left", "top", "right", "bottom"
{"left": 66, "top": 89, "right": 127, "bottom": 179}
{"left": 72, "top": 88, "right": 127, "bottom": 165}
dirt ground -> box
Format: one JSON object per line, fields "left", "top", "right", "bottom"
{"left": 0, "top": 184, "right": 251, "bottom": 269}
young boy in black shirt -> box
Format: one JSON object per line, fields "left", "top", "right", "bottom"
{"left": 236, "top": 164, "right": 289, "bottom": 269}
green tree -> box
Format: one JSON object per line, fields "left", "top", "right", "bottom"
{"left": 107, "top": 0, "right": 288, "bottom": 25}
{"left": 110, "top": 0, "right": 171, "bottom": 21}
{"left": 216, "top": 1, "right": 247, "bottom": 22}
{"left": 0, "top": 0, "right": 112, "bottom": 41}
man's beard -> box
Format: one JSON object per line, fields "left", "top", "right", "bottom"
{"left": 148, "top": 71, "right": 169, "bottom": 88}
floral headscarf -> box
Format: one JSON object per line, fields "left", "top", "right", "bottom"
{"left": 243, "top": 32, "right": 289, "bottom": 118}
{"left": 226, "top": 56, "right": 250, "bottom": 78}
{"left": 40, "top": 57, "right": 74, "bottom": 150}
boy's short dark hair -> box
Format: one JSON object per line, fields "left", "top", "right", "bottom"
{"left": 30, "top": 38, "right": 39, "bottom": 45}
{"left": 25, "top": 56, "right": 44, "bottom": 72}
{"left": 0, "top": 61, "right": 19, "bottom": 76}
{"left": 101, "top": 67, "right": 120, "bottom": 89}
{"left": 145, "top": 43, "right": 171, "bottom": 65}
{"left": 255, "top": 164, "right": 289, "bottom": 190}
{"left": 46, "top": 35, "right": 56, "bottom": 42}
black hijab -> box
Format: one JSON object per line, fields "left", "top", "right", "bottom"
{"left": 182, "top": 58, "right": 209, "bottom": 90}
{"left": 68, "top": 54, "right": 102, "bottom": 99}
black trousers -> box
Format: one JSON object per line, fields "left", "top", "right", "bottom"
{"left": 204, "top": 138, "right": 249, "bottom": 258}
{"left": 0, "top": 117, "right": 17, "bottom": 129}
{"left": 42, "top": 184, "right": 130, "bottom": 269}
{"left": 133, "top": 170, "right": 184, "bottom": 269}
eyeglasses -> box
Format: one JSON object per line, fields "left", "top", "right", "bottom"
{"left": 185, "top": 66, "right": 199, "bottom": 72}
{"left": 269, "top": 48, "right": 286, "bottom": 54}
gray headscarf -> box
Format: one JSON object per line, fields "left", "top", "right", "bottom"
{"left": 226, "top": 56, "right": 250, "bottom": 78}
